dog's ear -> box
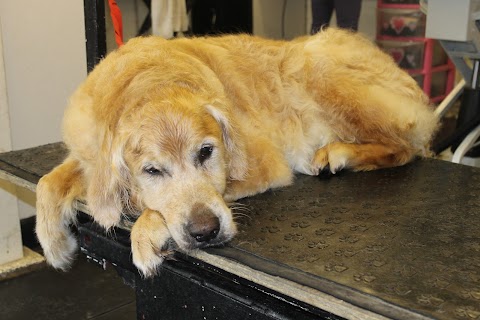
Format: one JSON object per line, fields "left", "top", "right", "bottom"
{"left": 86, "top": 131, "right": 132, "bottom": 228}
{"left": 205, "top": 103, "right": 248, "bottom": 181}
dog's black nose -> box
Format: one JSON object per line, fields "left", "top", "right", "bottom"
{"left": 190, "top": 225, "right": 220, "bottom": 243}
{"left": 188, "top": 217, "right": 220, "bottom": 243}
{"left": 187, "top": 204, "right": 220, "bottom": 243}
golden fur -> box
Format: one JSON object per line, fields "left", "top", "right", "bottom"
{"left": 36, "top": 28, "right": 438, "bottom": 277}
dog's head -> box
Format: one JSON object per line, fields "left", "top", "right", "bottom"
{"left": 106, "top": 88, "right": 247, "bottom": 250}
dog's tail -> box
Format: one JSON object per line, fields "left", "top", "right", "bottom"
{"left": 36, "top": 157, "right": 85, "bottom": 270}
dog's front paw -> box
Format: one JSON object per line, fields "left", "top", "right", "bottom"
{"left": 36, "top": 197, "right": 78, "bottom": 270}
{"left": 131, "top": 209, "right": 172, "bottom": 277}
{"left": 36, "top": 225, "right": 78, "bottom": 271}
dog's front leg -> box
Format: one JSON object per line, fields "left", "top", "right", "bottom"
{"left": 131, "top": 208, "right": 172, "bottom": 277}
{"left": 36, "top": 157, "right": 85, "bottom": 270}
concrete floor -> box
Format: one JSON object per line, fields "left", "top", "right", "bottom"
{"left": 0, "top": 248, "right": 136, "bottom": 320}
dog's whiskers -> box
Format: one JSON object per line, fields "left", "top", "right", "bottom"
{"left": 231, "top": 210, "right": 252, "bottom": 225}
{"left": 232, "top": 211, "right": 250, "bottom": 218}
{"left": 227, "top": 201, "right": 252, "bottom": 224}
{"left": 228, "top": 202, "right": 251, "bottom": 212}
{"left": 230, "top": 208, "right": 251, "bottom": 215}
{"left": 105, "top": 226, "right": 117, "bottom": 239}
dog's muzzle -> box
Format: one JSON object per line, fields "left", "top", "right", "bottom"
{"left": 186, "top": 203, "right": 222, "bottom": 246}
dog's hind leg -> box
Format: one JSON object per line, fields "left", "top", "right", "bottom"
{"left": 303, "top": 28, "right": 438, "bottom": 175}
{"left": 36, "top": 157, "right": 85, "bottom": 270}
{"left": 311, "top": 142, "right": 415, "bottom": 174}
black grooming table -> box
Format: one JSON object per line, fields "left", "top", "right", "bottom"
{"left": 1, "top": 143, "right": 480, "bottom": 320}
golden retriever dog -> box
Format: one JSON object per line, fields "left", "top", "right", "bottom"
{"left": 36, "top": 28, "right": 438, "bottom": 277}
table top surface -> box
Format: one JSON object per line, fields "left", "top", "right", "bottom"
{"left": 1, "top": 143, "right": 480, "bottom": 320}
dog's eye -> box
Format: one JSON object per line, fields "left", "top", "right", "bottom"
{"left": 198, "top": 145, "right": 214, "bottom": 164}
{"left": 144, "top": 166, "right": 164, "bottom": 176}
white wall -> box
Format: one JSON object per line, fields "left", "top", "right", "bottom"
{"left": 0, "top": 21, "right": 23, "bottom": 264}
{"left": 0, "top": 1, "right": 87, "bottom": 150}
{"left": 0, "top": 24, "right": 11, "bottom": 155}
{"left": 0, "top": 0, "right": 87, "bottom": 231}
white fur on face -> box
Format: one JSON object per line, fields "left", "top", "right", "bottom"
{"left": 124, "top": 106, "right": 237, "bottom": 250}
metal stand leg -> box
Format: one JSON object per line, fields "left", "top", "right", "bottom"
{"left": 435, "top": 79, "right": 465, "bottom": 118}
{"left": 452, "top": 124, "right": 480, "bottom": 163}
{"left": 451, "top": 60, "right": 480, "bottom": 161}
{"left": 84, "top": 0, "right": 107, "bottom": 73}
{"left": 433, "top": 60, "right": 480, "bottom": 159}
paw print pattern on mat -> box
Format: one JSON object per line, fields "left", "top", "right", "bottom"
{"left": 339, "top": 235, "right": 359, "bottom": 244}
{"left": 227, "top": 163, "right": 480, "bottom": 320}
{"left": 334, "top": 249, "right": 357, "bottom": 257}
{"left": 417, "top": 294, "right": 445, "bottom": 307}
{"left": 260, "top": 226, "right": 280, "bottom": 233}
{"left": 324, "top": 217, "right": 343, "bottom": 224}
{"left": 315, "top": 228, "right": 335, "bottom": 236}
{"left": 291, "top": 221, "right": 311, "bottom": 228}
{"left": 284, "top": 233, "right": 305, "bottom": 241}
{"left": 354, "top": 273, "right": 377, "bottom": 283}
{"left": 297, "top": 253, "right": 321, "bottom": 263}
{"left": 455, "top": 306, "right": 480, "bottom": 319}
{"left": 350, "top": 224, "right": 370, "bottom": 232}
{"left": 308, "top": 240, "right": 329, "bottom": 249}
{"left": 325, "top": 262, "right": 348, "bottom": 273}
{"left": 269, "top": 213, "right": 288, "bottom": 222}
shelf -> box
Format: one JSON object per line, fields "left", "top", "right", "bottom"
{"left": 376, "top": 0, "right": 455, "bottom": 103}
{"left": 377, "top": 36, "right": 426, "bottom": 42}
{"left": 407, "top": 64, "right": 455, "bottom": 75}
{"left": 377, "top": 3, "right": 420, "bottom": 10}
{"left": 377, "top": 0, "right": 420, "bottom": 9}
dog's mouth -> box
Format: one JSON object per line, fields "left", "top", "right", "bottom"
{"left": 173, "top": 203, "right": 237, "bottom": 251}
{"left": 166, "top": 218, "right": 236, "bottom": 252}
{"left": 177, "top": 228, "right": 235, "bottom": 251}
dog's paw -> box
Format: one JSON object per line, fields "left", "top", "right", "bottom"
{"left": 131, "top": 209, "right": 172, "bottom": 278}
{"left": 312, "top": 144, "right": 349, "bottom": 175}
{"left": 131, "top": 236, "right": 171, "bottom": 278}
{"left": 36, "top": 228, "right": 78, "bottom": 271}
{"left": 36, "top": 203, "right": 78, "bottom": 270}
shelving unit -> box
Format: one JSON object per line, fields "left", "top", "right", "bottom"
{"left": 376, "top": 0, "right": 455, "bottom": 103}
